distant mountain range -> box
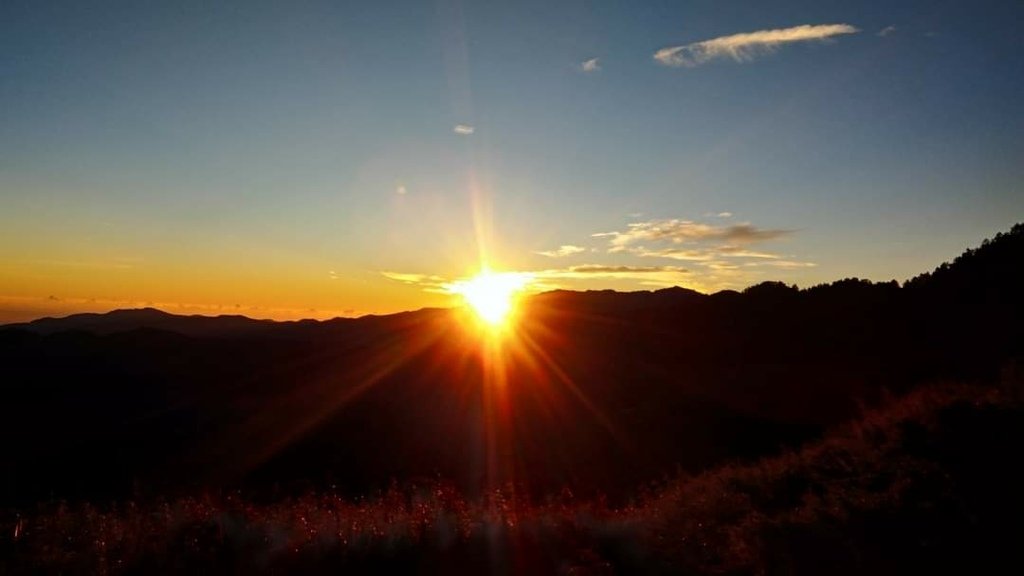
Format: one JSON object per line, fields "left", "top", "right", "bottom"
{"left": 6, "top": 223, "right": 1022, "bottom": 340}
{"left": 3, "top": 307, "right": 280, "bottom": 337}
{"left": 3, "top": 289, "right": 713, "bottom": 338}
{"left": 1, "top": 224, "right": 1021, "bottom": 507}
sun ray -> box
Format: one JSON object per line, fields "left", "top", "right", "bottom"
{"left": 515, "top": 326, "right": 623, "bottom": 444}
{"left": 447, "top": 268, "right": 532, "bottom": 328}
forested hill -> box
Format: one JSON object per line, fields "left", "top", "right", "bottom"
{"left": 0, "top": 224, "right": 1021, "bottom": 506}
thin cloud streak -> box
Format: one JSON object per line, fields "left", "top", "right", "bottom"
{"left": 381, "top": 264, "right": 690, "bottom": 295}
{"left": 453, "top": 124, "right": 475, "bottom": 135}
{"left": 536, "top": 245, "right": 586, "bottom": 258}
{"left": 638, "top": 246, "right": 780, "bottom": 261}
{"left": 754, "top": 260, "right": 817, "bottom": 269}
{"left": 654, "top": 23, "right": 859, "bottom": 67}
{"left": 543, "top": 264, "right": 687, "bottom": 276}
{"left": 636, "top": 248, "right": 715, "bottom": 262}
{"left": 533, "top": 264, "right": 689, "bottom": 288}
{"left": 381, "top": 272, "right": 445, "bottom": 285}
{"left": 595, "top": 220, "right": 792, "bottom": 248}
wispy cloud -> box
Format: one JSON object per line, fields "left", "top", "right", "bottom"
{"left": 595, "top": 220, "right": 792, "bottom": 248}
{"left": 381, "top": 271, "right": 445, "bottom": 285}
{"left": 453, "top": 124, "right": 475, "bottom": 135}
{"left": 638, "top": 246, "right": 780, "bottom": 261}
{"left": 533, "top": 264, "right": 689, "bottom": 288}
{"left": 590, "top": 216, "right": 814, "bottom": 290}
{"left": 382, "top": 214, "right": 812, "bottom": 297}
{"left": 536, "top": 245, "right": 586, "bottom": 258}
{"left": 877, "top": 25, "right": 897, "bottom": 37}
{"left": 381, "top": 264, "right": 691, "bottom": 296}
{"left": 635, "top": 253, "right": 815, "bottom": 287}
{"left": 716, "top": 246, "right": 780, "bottom": 258}
{"left": 541, "top": 264, "right": 687, "bottom": 277}
{"left": 635, "top": 248, "right": 715, "bottom": 262}
{"left": 581, "top": 57, "right": 600, "bottom": 72}
{"left": 654, "top": 23, "right": 859, "bottom": 67}
{"left": 753, "top": 260, "right": 817, "bottom": 269}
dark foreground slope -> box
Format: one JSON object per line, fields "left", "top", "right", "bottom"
{"left": 4, "top": 380, "right": 1022, "bottom": 575}
{"left": 0, "top": 225, "right": 1022, "bottom": 509}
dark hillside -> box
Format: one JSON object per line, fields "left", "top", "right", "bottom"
{"left": 0, "top": 225, "right": 1021, "bottom": 508}
{"left": 4, "top": 380, "right": 1021, "bottom": 575}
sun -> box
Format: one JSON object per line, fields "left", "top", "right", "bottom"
{"left": 449, "top": 269, "right": 531, "bottom": 327}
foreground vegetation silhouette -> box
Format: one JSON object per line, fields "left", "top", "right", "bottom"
{"left": 1, "top": 223, "right": 1023, "bottom": 574}
{"left": 5, "top": 381, "right": 1023, "bottom": 574}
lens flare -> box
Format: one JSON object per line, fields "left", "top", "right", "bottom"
{"left": 448, "top": 269, "right": 531, "bottom": 327}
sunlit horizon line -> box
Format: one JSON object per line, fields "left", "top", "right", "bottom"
{"left": 0, "top": 281, "right": 715, "bottom": 325}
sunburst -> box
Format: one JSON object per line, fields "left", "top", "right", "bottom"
{"left": 448, "top": 268, "right": 531, "bottom": 327}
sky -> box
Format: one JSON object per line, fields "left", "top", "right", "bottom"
{"left": 1, "top": 0, "right": 1022, "bottom": 322}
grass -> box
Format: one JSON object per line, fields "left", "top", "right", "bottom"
{"left": 4, "top": 378, "right": 1023, "bottom": 575}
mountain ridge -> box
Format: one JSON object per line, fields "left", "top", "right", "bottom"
{"left": 7, "top": 223, "right": 1021, "bottom": 336}
{"left": 0, "top": 224, "right": 1021, "bottom": 505}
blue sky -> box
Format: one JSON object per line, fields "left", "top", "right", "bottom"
{"left": 1, "top": 0, "right": 1022, "bottom": 320}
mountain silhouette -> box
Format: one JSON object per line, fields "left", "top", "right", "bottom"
{"left": 0, "top": 224, "right": 1021, "bottom": 507}
{"left": 6, "top": 306, "right": 306, "bottom": 338}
